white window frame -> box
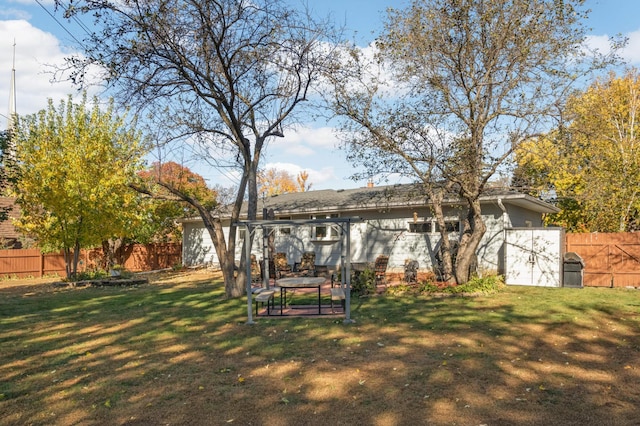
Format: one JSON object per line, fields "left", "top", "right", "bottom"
{"left": 311, "top": 213, "right": 340, "bottom": 241}
{"left": 278, "top": 216, "right": 291, "bottom": 235}
{"left": 408, "top": 221, "right": 433, "bottom": 233}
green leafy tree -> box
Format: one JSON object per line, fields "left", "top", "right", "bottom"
{"left": 516, "top": 69, "right": 640, "bottom": 232}
{"left": 13, "top": 94, "right": 146, "bottom": 277}
{"left": 329, "top": 0, "right": 610, "bottom": 283}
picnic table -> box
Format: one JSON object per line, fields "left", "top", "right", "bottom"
{"left": 277, "top": 276, "right": 325, "bottom": 315}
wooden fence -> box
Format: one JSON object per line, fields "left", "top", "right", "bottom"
{"left": 566, "top": 233, "right": 640, "bottom": 287}
{"left": 0, "top": 243, "right": 182, "bottom": 278}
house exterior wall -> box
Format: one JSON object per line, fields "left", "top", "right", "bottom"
{"left": 182, "top": 203, "right": 516, "bottom": 276}
{"left": 182, "top": 221, "right": 217, "bottom": 266}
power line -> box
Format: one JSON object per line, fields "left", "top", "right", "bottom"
{"left": 33, "top": 1, "right": 244, "bottom": 189}
{"left": 34, "top": 0, "right": 85, "bottom": 47}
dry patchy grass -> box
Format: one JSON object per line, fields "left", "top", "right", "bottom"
{"left": 1, "top": 270, "right": 639, "bottom": 425}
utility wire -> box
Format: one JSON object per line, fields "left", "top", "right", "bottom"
{"left": 34, "top": 0, "right": 243, "bottom": 188}
{"left": 34, "top": 0, "right": 86, "bottom": 48}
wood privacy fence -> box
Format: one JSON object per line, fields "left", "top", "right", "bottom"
{"left": 566, "top": 233, "right": 640, "bottom": 287}
{"left": 0, "top": 243, "right": 182, "bottom": 278}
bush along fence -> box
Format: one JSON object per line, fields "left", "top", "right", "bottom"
{"left": 0, "top": 243, "right": 182, "bottom": 278}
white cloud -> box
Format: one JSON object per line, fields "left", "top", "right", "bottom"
{"left": 279, "top": 125, "right": 339, "bottom": 149}
{"left": 585, "top": 31, "right": 640, "bottom": 65}
{"left": 621, "top": 30, "right": 640, "bottom": 64}
{"left": 585, "top": 34, "right": 612, "bottom": 55}
{"left": 0, "top": 20, "right": 86, "bottom": 124}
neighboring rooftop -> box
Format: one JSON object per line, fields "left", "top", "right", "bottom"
{"left": 0, "top": 197, "right": 23, "bottom": 248}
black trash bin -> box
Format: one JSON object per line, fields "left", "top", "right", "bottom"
{"left": 563, "top": 252, "right": 584, "bottom": 288}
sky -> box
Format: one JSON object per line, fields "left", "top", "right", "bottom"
{"left": 1, "top": 0, "right": 640, "bottom": 191}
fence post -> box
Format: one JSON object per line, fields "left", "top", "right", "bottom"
{"left": 39, "top": 250, "right": 44, "bottom": 278}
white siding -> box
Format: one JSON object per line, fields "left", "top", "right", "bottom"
{"left": 181, "top": 202, "right": 553, "bottom": 281}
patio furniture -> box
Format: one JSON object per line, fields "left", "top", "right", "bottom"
{"left": 298, "top": 251, "right": 316, "bottom": 276}
{"left": 254, "top": 289, "right": 276, "bottom": 316}
{"left": 374, "top": 255, "right": 389, "bottom": 288}
{"left": 250, "top": 254, "right": 261, "bottom": 282}
{"left": 404, "top": 259, "right": 419, "bottom": 283}
{"left": 259, "top": 258, "right": 277, "bottom": 280}
{"left": 330, "top": 273, "right": 345, "bottom": 313}
{"left": 274, "top": 252, "right": 292, "bottom": 278}
{"left": 277, "top": 276, "right": 325, "bottom": 315}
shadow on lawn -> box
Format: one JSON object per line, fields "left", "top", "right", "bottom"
{"left": 1, "top": 274, "right": 639, "bottom": 425}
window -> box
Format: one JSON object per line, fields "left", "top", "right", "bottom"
{"left": 238, "top": 228, "right": 246, "bottom": 241}
{"left": 409, "top": 221, "right": 432, "bottom": 233}
{"left": 279, "top": 216, "right": 291, "bottom": 235}
{"left": 312, "top": 214, "right": 339, "bottom": 240}
{"left": 436, "top": 221, "right": 461, "bottom": 233}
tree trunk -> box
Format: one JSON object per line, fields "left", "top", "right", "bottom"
{"left": 64, "top": 247, "right": 72, "bottom": 278}
{"left": 72, "top": 239, "right": 81, "bottom": 277}
{"left": 432, "top": 198, "right": 455, "bottom": 283}
{"left": 231, "top": 161, "right": 259, "bottom": 297}
{"left": 454, "top": 199, "right": 486, "bottom": 284}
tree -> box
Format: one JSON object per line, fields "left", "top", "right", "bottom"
{"left": 515, "top": 69, "right": 640, "bottom": 232}
{"left": 296, "top": 170, "right": 312, "bottom": 192}
{"left": 136, "top": 161, "right": 218, "bottom": 242}
{"left": 0, "top": 130, "right": 17, "bottom": 221}
{"left": 12, "top": 95, "right": 145, "bottom": 278}
{"left": 258, "top": 168, "right": 312, "bottom": 196}
{"left": 329, "top": 0, "right": 605, "bottom": 283}
{"left": 57, "top": 0, "right": 339, "bottom": 297}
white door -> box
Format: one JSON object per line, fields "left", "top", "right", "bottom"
{"left": 505, "top": 228, "right": 563, "bottom": 287}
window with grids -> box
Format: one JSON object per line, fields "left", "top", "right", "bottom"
{"left": 312, "top": 214, "right": 339, "bottom": 240}
{"left": 409, "top": 221, "right": 432, "bottom": 233}
{"left": 278, "top": 216, "right": 291, "bottom": 235}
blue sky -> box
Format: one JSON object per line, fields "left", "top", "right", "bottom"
{"left": 1, "top": 0, "right": 640, "bottom": 190}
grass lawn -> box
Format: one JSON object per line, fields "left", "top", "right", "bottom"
{"left": 1, "top": 270, "right": 639, "bottom": 425}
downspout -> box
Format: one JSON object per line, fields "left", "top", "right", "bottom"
{"left": 497, "top": 199, "right": 509, "bottom": 276}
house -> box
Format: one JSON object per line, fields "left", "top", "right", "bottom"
{"left": 181, "top": 183, "right": 563, "bottom": 285}
{"left": 0, "top": 197, "right": 25, "bottom": 249}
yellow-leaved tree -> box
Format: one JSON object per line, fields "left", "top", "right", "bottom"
{"left": 13, "top": 94, "right": 146, "bottom": 277}
{"left": 514, "top": 69, "right": 640, "bottom": 232}
{"left": 258, "top": 168, "right": 312, "bottom": 196}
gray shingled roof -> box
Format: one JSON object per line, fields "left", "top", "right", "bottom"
{"left": 256, "top": 183, "right": 559, "bottom": 216}
{"left": 180, "top": 183, "right": 558, "bottom": 223}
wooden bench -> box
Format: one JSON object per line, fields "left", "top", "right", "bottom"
{"left": 254, "top": 290, "right": 275, "bottom": 316}
{"left": 330, "top": 287, "right": 345, "bottom": 313}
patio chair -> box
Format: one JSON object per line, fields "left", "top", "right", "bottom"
{"left": 298, "top": 251, "right": 316, "bottom": 277}
{"left": 250, "top": 254, "right": 261, "bottom": 283}
{"left": 274, "top": 252, "right": 292, "bottom": 278}
{"left": 330, "top": 272, "right": 345, "bottom": 313}
{"left": 374, "top": 255, "right": 389, "bottom": 288}
{"left": 404, "top": 259, "right": 419, "bottom": 283}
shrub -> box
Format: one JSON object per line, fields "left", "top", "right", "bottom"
{"left": 442, "top": 274, "right": 505, "bottom": 295}
{"left": 386, "top": 273, "right": 505, "bottom": 296}
{"left": 351, "top": 267, "right": 376, "bottom": 296}
{"left": 65, "top": 270, "right": 108, "bottom": 282}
